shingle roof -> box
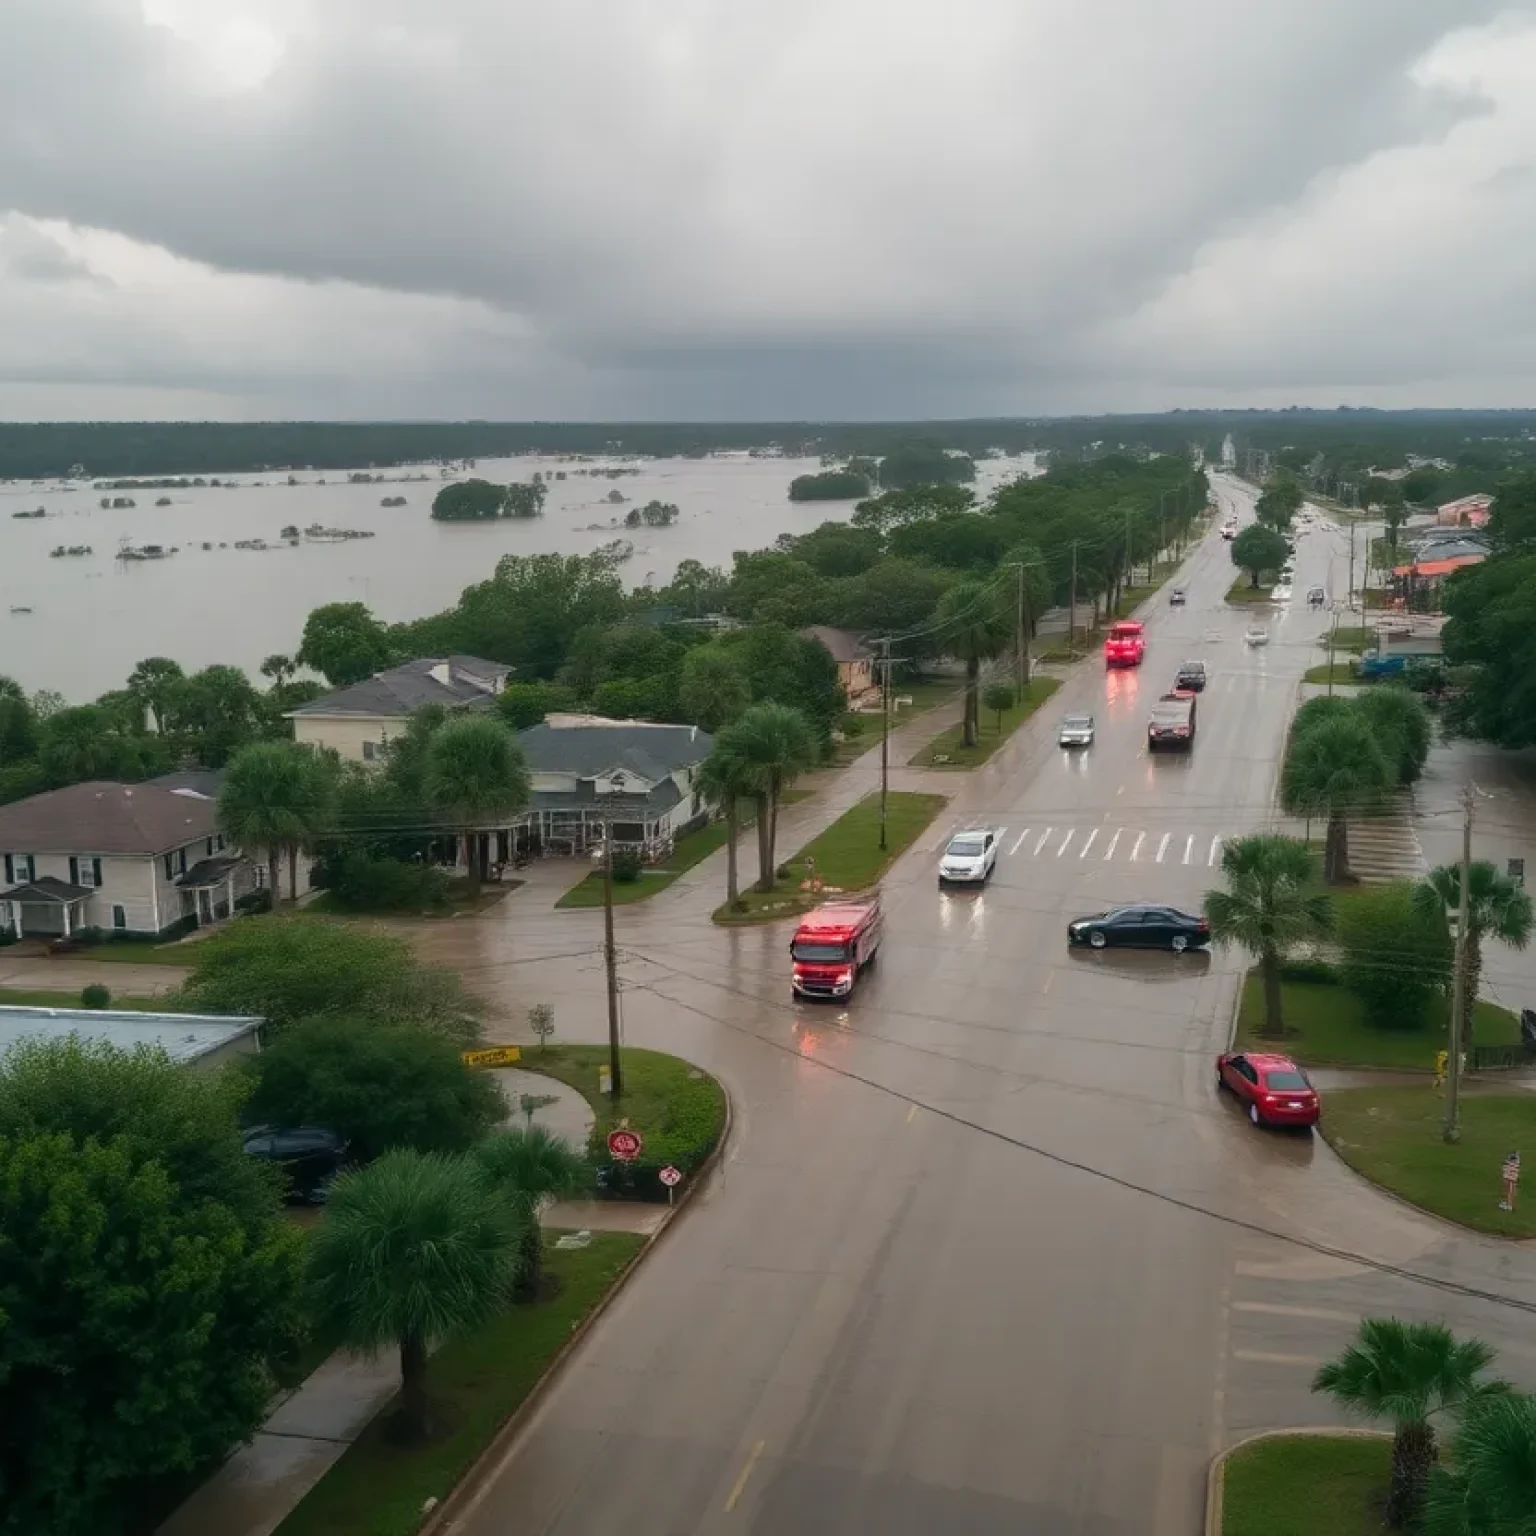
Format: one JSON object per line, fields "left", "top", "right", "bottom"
{"left": 518, "top": 719, "right": 712, "bottom": 779}
{"left": 0, "top": 782, "right": 218, "bottom": 856}
{"left": 149, "top": 768, "right": 225, "bottom": 799}
{"left": 800, "top": 625, "right": 871, "bottom": 664}
{"left": 530, "top": 779, "right": 685, "bottom": 818}
{"left": 288, "top": 656, "right": 506, "bottom": 718}
{"left": 0, "top": 876, "right": 92, "bottom": 904}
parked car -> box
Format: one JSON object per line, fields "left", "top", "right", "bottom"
{"left": 1174, "top": 660, "right": 1207, "bottom": 692}
{"left": 1067, "top": 905, "right": 1211, "bottom": 952}
{"left": 939, "top": 829, "right": 998, "bottom": 885}
{"left": 1058, "top": 713, "right": 1096, "bottom": 747}
{"left": 1215, "top": 1052, "right": 1320, "bottom": 1128}
{"left": 1170, "top": 587, "right": 1186, "bottom": 606}
{"left": 1245, "top": 625, "right": 1269, "bottom": 646}
{"left": 1220, "top": 524, "right": 1237, "bottom": 541}
{"left": 243, "top": 1125, "right": 351, "bottom": 1203}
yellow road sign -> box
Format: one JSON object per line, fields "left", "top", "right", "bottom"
{"left": 461, "top": 1044, "right": 522, "bottom": 1069}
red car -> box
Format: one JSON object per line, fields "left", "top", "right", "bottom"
{"left": 1216, "top": 1052, "right": 1320, "bottom": 1128}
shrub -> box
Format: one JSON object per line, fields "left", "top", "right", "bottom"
{"left": 1352, "top": 686, "right": 1432, "bottom": 786}
{"left": 1337, "top": 881, "right": 1452, "bottom": 1029}
{"left": 0, "top": 924, "right": 15, "bottom": 948}
{"left": 1278, "top": 958, "right": 1339, "bottom": 986}
{"left": 78, "top": 984, "right": 111, "bottom": 1010}
{"left": 324, "top": 851, "right": 450, "bottom": 913}
{"left": 235, "top": 887, "right": 273, "bottom": 916}
{"left": 610, "top": 850, "right": 643, "bottom": 884}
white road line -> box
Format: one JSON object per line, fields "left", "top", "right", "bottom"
{"left": 1231, "top": 1302, "right": 1359, "bottom": 1325}
{"left": 1010, "top": 829, "right": 1031, "bottom": 855}
{"left": 1079, "top": 828, "right": 1099, "bottom": 858}
{"left": 1232, "top": 1350, "right": 1327, "bottom": 1369}
{"left": 1156, "top": 833, "right": 1171, "bottom": 863}
{"left": 1130, "top": 831, "right": 1146, "bottom": 862}
{"left": 1183, "top": 835, "right": 1194, "bottom": 866}
{"left": 1208, "top": 836, "right": 1222, "bottom": 867}
{"left": 1033, "top": 827, "right": 1054, "bottom": 856}
{"left": 1057, "top": 829, "right": 1075, "bottom": 857}
{"left": 1103, "top": 829, "right": 1122, "bottom": 860}
{"left": 994, "top": 827, "right": 1008, "bottom": 843}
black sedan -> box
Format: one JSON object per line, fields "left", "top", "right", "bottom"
{"left": 1067, "top": 905, "right": 1211, "bottom": 952}
{"left": 244, "top": 1125, "right": 351, "bottom": 1203}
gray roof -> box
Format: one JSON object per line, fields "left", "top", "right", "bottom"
{"left": 150, "top": 768, "right": 225, "bottom": 799}
{"left": 518, "top": 720, "right": 712, "bottom": 779}
{"left": 801, "top": 625, "right": 871, "bottom": 664}
{"left": 0, "top": 781, "right": 218, "bottom": 856}
{"left": 0, "top": 876, "right": 92, "bottom": 904}
{"left": 0, "top": 1005, "right": 261, "bottom": 1065}
{"left": 178, "top": 855, "right": 246, "bottom": 889}
{"left": 530, "top": 779, "right": 685, "bottom": 819}
{"left": 288, "top": 656, "right": 506, "bottom": 719}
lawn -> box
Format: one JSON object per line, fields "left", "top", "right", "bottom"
{"left": 1318, "top": 626, "right": 1374, "bottom": 653}
{"left": 0, "top": 987, "right": 172, "bottom": 1012}
{"left": 517, "top": 1043, "right": 727, "bottom": 1175}
{"left": 1235, "top": 974, "right": 1519, "bottom": 1071}
{"left": 308, "top": 880, "right": 516, "bottom": 920}
{"left": 1321, "top": 1088, "right": 1536, "bottom": 1237}
{"left": 909, "top": 677, "right": 1061, "bottom": 769}
{"left": 272, "top": 1231, "right": 646, "bottom": 1536}
{"left": 73, "top": 939, "right": 195, "bottom": 966}
{"left": 1303, "top": 662, "right": 1359, "bottom": 686}
{"left": 714, "top": 790, "right": 948, "bottom": 923}
{"left": 1222, "top": 1433, "right": 1389, "bottom": 1536}
{"left": 1225, "top": 576, "right": 1276, "bottom": 604}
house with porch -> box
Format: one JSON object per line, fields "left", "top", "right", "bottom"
{"left": 513, "top": 715, "right": 714, "bottom": 859}
{"left": 0, "top": 779, "right": 257, "bottom": 940}
{"left": 286, "top": 655, "right": 511, "bottom": 763}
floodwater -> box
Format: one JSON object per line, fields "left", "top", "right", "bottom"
{"left": 0, "top": 451, "right": 1037, "bottom": 701}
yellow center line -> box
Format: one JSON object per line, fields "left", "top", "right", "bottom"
{"left": 724, "top": 1439, "right": 766, "bottom": 1513}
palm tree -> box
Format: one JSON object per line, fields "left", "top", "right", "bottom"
{"left": 1204, "top": 834, "right": 1332, "bottom": 1039}
{"left": 423, "top": 715, "right": 531, "bottom": 895}
{"left": 474, "top": 1126, "right": 589, "bottom": 1302}
{"left": 219, "top": 741, "right": 330, "bottom": 903}
{"left": 1312, "top": 1318, "right": 1506, "bottom": 1530}
{"left": 1422, "top": 1391, "right": 1536, "bottom": 1536}
{"left": 1413, "top": 862, "right": 1534, "bottom": 1046}
{"left": 1280, "top": 714, "right": 1394, "bottom": 884}
{"left": 934, "top": 581, "right": 1011, "bottom": 747}
{"left": 699, "top": 735, "right": 756, "bottom": 908}
{"left": 306, "top": 1149, "right": 519, "bottom": 1442}
{"left": 721, "top": 703, "right": 817, "bottom": 892}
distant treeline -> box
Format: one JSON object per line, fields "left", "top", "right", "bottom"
{"left": 4, "top": 411, "right": 1536, "bottom": 481}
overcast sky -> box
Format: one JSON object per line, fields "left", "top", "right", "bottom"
{"left": 1, "top": 0, "right": 1533, "bottom": 421}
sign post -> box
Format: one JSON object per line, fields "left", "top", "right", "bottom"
{"left": 659, "top": 1165, "right": 682, "bottom": 1206}
{"left": 1501, "top": 1151, "right": 1521, "bottom": 1212}
{"left": 606, "top": 1126, "right": 643, "bottom": 1163}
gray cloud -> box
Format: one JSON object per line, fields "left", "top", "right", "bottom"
{"left": 0, "top": 0, "right": 1530, "bottom": 418}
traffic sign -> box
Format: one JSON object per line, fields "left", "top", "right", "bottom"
{"left": 658, "top": 1165, "right": 682, "bottom": 1187}
{"left": 461, "top": 1044, "right": 522, "bottom": 1069}
{"left": 607, "top": 1128, "right": 643, "bottom": 1162}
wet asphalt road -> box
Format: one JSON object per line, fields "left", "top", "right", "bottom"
{"left": 428, "top": 480, "right": 1536, "bottom": 1536}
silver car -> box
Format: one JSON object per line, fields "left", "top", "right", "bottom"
{"left": 1058, "top": 713, "right": 1095, "bottom": 747}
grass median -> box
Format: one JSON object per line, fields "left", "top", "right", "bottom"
{"left": 1320, "top": 1088, "right": 1536, "bottom": 1237}
{"left": 1225, "top": 577, "right": 1276, "bottom": 604}
{"left": 0, "top": 987, "right": 170, "bottom": 1012}
{"left": 1222, "top": 1434, "right": 1388, "bottom": 1536}
{"left": 1234, "top": 973, "right": 1519, "bottom": 1071}
{"left": 714, "top": 790, "right": 948, "bottom": 924}
{"left": 272, "top": 1230, "right": 646, "bottom": 1536}
{"left": 1302, "top": 662, "right": 1359, "bottom": 686}
{"left": 909, "top": 677, "right": 1060, "bottom": 769}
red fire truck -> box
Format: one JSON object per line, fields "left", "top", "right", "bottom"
{"left": 1104, "top": 620, "right": 1146, "bottom": 668}
{"left": 789, "top": 896, "right": 883, "bottom": 1001}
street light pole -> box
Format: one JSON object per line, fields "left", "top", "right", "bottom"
{"left": 601, "top": 808, "right": 623, "bottom": 1100}
{"left": 1445, "top": 782, "right": 1475, "bottom": 1144}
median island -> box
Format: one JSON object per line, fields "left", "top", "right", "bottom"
{"left": 910, "top": 677, "right": 1059, "bottom": 769}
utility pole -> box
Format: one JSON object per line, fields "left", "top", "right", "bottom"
{"left": 601, "top": 809, "right": 623, "bottom": 1099}
{"left": 1445, "top": 782, "right": 1475, "bottom": 1144}
{"left": 1014, "top": 564, "right": 1030, "bottom": 698}
{"left": 1347, "top": 522, "right": 1357, "bottom": 613}
{"left": 1327, "top": 607, "right": 1339, "bottom": 698}
{"left": 1068, "top": 541, "right": 1079, "bottom": 654}
{"left": 1124, "top": 508, "right": 1134, "bottom": 596}
{"left": 878, "top": 636, "right": 891, "bottom": 852}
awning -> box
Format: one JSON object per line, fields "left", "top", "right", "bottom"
{"left": 177, "top": 856, "right": 245, "bottom": 889}
{"left": 0, "top": 876, "right": 92, "bottom": 905}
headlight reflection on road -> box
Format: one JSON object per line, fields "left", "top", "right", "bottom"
{"left": 1103, "top": 667, "right": 1139, "bottom": 716}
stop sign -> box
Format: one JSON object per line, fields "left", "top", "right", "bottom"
{"left": 607, "top": 1128, "right": 643, "bottom": 1162}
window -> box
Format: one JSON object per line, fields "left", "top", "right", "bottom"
{"left": 68, "top": 856, "right": 103, "bottom": 889}
{"left": 362, "top": 740, "right": 378, "bottom": 762}
{"left": 216, "top": 833, "right": 225, "bottom": 851}
{"left": 4, "top": 854, "right": 33, "bottom": 885}
{"left": 163, "top": 849, "right": 187, "bottom": 880}
{"left": 791, "top": 941, "right": 850, "bottom": 963}
{"left": 112, "top": 904, "right": 127, "bottom": 930}
{"left": 1265, "top": 1070, "right": 1309, "bottom": 1092}
{"left": 206, "top": 838, "right": 214, "bottom": 857}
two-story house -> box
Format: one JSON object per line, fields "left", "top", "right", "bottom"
{"left": 800, "top": 625, "right": 876, "bottom": 707}
{"left": 515, "top": 715, "right": 714, "bottom": 858}
{"left": 287, "top": 655, "right": 511, "bottom": 764}
{"left": 0, "top": 779, "right": 255, "bottom": 940}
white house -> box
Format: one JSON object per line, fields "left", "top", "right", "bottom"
{"left": 0, "top": 778, "right": 256, "bottom": 940}
{"left": 0, "top": 1004, "right": 263, "bottom": 1073}
{"left": 286, "top": 655, "right": 511, "bottom": 763}
{"left": 514, "top": 715, "right": 714, "bottom": 858}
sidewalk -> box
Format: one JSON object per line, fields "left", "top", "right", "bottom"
{"left": 0, "top": 955, "right": 186, "bottom": 996}
{"left": 156, "top": 1204, "right": 662, "bottom": 1536}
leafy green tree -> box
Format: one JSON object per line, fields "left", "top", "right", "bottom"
{"left": 719, "top": 623, "right": 845, "bottom": 749}
{"left": 830, "top": 558, "right": 950, "bottom": 664}
{"left": 430, "top": 478, "right": 506, "bottom": 520}
{"left": 1442, "top": 552, "right": 1536, "bottom": 748}
{"left": 242, "top": 1019, "right": 505, "bottom": 1163}
{"left": 125, "top": 655, "right": 184, "bottom": 733}
{"left": 850, "top": 483, "right": 975, "bottom": 532}
{"left": 877, "top": 441, "right": 976, "bottom": 489}
{"left": 778, "top": 520, "right": 883, "bottom": 577}
{"left": 1412, "top": 862, "right": 1533, "bottom": 1044}
{"left": 718, "top": 703, "right": 817, "bottom": 892}
{"left": 297, "top": 601, "right": 396, "bottom": 687}
{"left": 474, "top": 1126, "right": 589, "bottom": 1301}
{"left": 1486, "top": 469, "right": 1536, "bottom": 554}
{"left": 1203, "top": 834, "right": 1332, "bottom": 1039}
{"left": 306, "top": 1150, "right": 519, "bottom": 1442}
{"left": 1313, "top": 1318, "right": 1506, "bottom": 1530}
{"left": 36, "top": 704, "right": 170, "bottom": 787}
{"left": 496, "top": 680, "right": 576, "bottom": 730}
{"left": 1422, "top": 1391, "right": 1536, "bottom": 1536}
{"left": 1353, "top": 686, "right": 1432, "bottom": 786}
{"left": 982, "top": 681, "right": 1014, "bottom": 732}
{"left": 699, "top": 734, "right": 756, "bottom": 907}
{"left": 678, "top": 646, "right": 751, "bottom": 733}
{"left": 1254, "top": 472, "right": 1304, "bottom": 530}
{"left": 934, "top": 580, "right": 1011, "bottom": 748}
{"left": 657, "top": 558, "right": 729, "bottom": 618}
{"left": 0, "top": 676, "right": 38, "bottom": 767}
{"left": 219, "top": 741, "right": 332, "bottom": 901}
{"left": 0, "top": 1038, "right": 302, "bottom": 1536}
{"left": 1336, "top": 881, "right": 1453, "bottom": 1031}
{"left": 168, "top": 664, "right": 264, "bottom": 767}
{"left": 423, "top": 716, "right": 531, "bottom": 894}
{"left": 888, "top": 512, "right": 1008, "bottom": 571}
{"left": 724, "top": 549, "right": 829, "bottom": 626}
{"left": 502, "top": 480, "right": 547, "bottom": 518}
{"left": 1280, "top": 714, "right": 1394, "bottom": 883}
{"left": 788, "top": 469, "right": 873, "bottom": 502}
{"left": 260, "top": 652, "right": 297, "bottom": 689}
{"left": 178, "top": 917, "right": 484, "bottom": 1041}
{"left": 1230, "top": 524, "right": 1290, "bottom": 587}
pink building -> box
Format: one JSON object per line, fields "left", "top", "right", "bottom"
{"left": 1436, "top": 493, "right": 1493, "bottom": 528}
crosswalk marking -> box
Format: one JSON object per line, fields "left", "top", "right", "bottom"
{"left": 1183, "top": 835, "right": 1194, "bottom": 866}
{"left": 1156, "top": 833, "right": 1171, "bottom": 863}
{"left": 1232, "top": 1349, "right": 1326, "bottom": 1368}
{"left": 1010, "top": 828, "right": 1030, "bottom": 855}
{"left": 1208, "top": 836, "right": 1222, "bottom": 867}
{"left": 1057, "top": 829, "right": 1075, "bottom": 857}
{"left": 1103, "top": 829, "right": 1121, "bottom": 860}
{"left": 1131, "top": 832, "right": 1146, "bottom": 862}
{"left": 1231, "top": 1302, "right": 1359, "bottom": 1325}
{"left": 1033, "top": 827, "right": 1054, "bottom": 855}
{"left": 986, "top": 824, "right": 1237, "bottom": 867}
{"left": 1079, "top": 828, "right": 1098, "bottom": 858}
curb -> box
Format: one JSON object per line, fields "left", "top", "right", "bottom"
{"left": 1205, "top": 1427, "right": 1389, "bottom": 1535}
{"left": 422, "top": 1070, "right": 735, "bottom": 1535}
